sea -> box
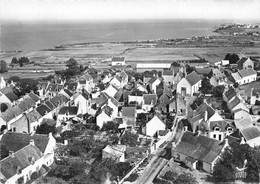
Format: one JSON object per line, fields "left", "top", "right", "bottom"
{"left": 0, "top": 19, "right": 245, "bottom": 52}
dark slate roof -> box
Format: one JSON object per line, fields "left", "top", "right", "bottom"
{"left": 148, "top": 77, "right": 158, "bottom": 84}
{"left": 58, "top": 106, "right": 78, "bottom": 115}
{"left": 112, "top": 57, "right": 125, "bottom": 61}
{"left": 252, "top": 88, "right": 260, "bottom": 97}
{"left": 174, "top": 131, "right": 225, "bottom": 164}
{"left": 0, "top": 144, "right": 42, "bottom": 180}
{"left": 195, "top": 68, "right": 212, "bottom": 75}
{"left": 96, "top": 93, "right": 109, "bottom": 107}
{"left": 36, "top": 104, "right": 51, "bottom": 116}
{"left": 28, "top": 92, "right": 40, "bottom": 102}
{"left": 162, "top": 70, "right": 173, "bottom": 76}
{"left": 17, "top": 96, "right": 35, "bottom": 112}
{"left": 64, "top": 82, "right": 78, "bottom": 91}
{"left": 185, "top": 71, "right": 201, "bottom": 86}
{"left": 4, "top": 92, "right": 19, "bottom": 102}
{"left": 114, "top": 89, "right": 124, "bottom": 101}
{"left": 0, "top": 132, "right": 50, "bottom": 153}
{"left": 0, "top": 87, "right": 13, "bottom": 95}
{"left": 50, "top": 95, "right": 68, "bottom": 107}
{"left": 25, "top": 110, "right": 42, "bottom": 124}
{"left": 110, "top": 97, "right": 119, "bottom": 107}
{"left": 45, "top": 100, "right": 55, "bottom": 110}
{"left": 122, "top": 107, "right": 136, "bottom": 118}
{"left": 190, "top": 103, "right": 215, "bottom": 125}
{"left": 241, "top": 126, "right": 260, "bottom": 141}
{"left": 97, "top": 105, "right": 113, "bottom": 117}
{"left": 131, "top": 88, "right": 146, "bottom": 96}
{"left": 238, "top": 69, "right": 257, "bottom": 78}
{"left": 228, "top": 97, "right": 240, "bottom": 110}
{"left": 63, "top": 89, "right": 73, "bottom": 97}
{"left": 237, "top": 57, "right": 249, "bottom": 65}
{"left": 0, "top": 106, "right": 23, "bottom": 122}
{"left": 143, "top": 94, "right": 157, "bottom": 105}
{"left": 225, "top": 87, "right": 236, "bottom": 101}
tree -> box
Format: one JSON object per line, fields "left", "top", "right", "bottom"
{"left": 18, "top": 57, "right": 30, "bottom": 67}
{"left": 61, "top": 130, "right": 76, "bottom": 140}
{"left": 199, "top": 78, "right": 213, "bottom": 94}
{"left": 11, "top": 57, "right": 18, "bottom": 64}
{"left": 66, "top": 58, "right": 78, "bottom": 69}
{"left": 8, "top": 76, "right": 20, "bottom": 83}
{"left": 36, "top": 123, "right": 57, "bottom": 135}
{"left": 12, "top": 78, "right": 38, "bottom": 97}
{"left": 112, "top": 162, "right": 132, "bottom": 179}
{"left": 213, "top": 85, "right": 225, "bottom": 97}
{"left": 224, "top": 53, "right": 240, "bottom": 64}
{"left": 0, "top": 103, "right": 8, "bottom": 112}
{"left": 121, "top": 133, "right": 139, "bottom": 147}
{"left": 102, "top": 121, "right": 119, "bottom": 133}
{"left": 246, "top": 147, "right": 260, "bottom": 181}
{"left": 0, "top": 145, "right": 9, "bottom": 159}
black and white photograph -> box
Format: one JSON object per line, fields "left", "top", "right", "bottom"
{"left": 0, "top": 0, "right": 260, "bottom": 183}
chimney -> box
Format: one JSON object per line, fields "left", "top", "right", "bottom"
{"left": 49, "top": 132, "right": 53, "bottom": 138}
{"left": 224, "top": 138, "right": 229, "bottom": 148}
{"left": 204, "top": 111, "right": 208, "bottom": 121}
{"left": 183, "top": 126, "right": 188, "bottom": 132}
{"left": 64, "top": 139, "right": 68, "bottom": 145}
{"left": 30, "top": 139, "right": 35, "bottom": 146}
{"left": 9, "top": 151, "right": 15, "bottom": 158}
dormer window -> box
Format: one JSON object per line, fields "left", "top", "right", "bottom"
{"left": 214, "top": 127, "right": 220, "bottom": 131}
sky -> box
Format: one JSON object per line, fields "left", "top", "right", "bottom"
{"left": 0, "top": 0, "right": 260, "bottom": 22}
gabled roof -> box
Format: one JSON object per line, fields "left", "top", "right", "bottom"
{"left": 237, "top": 57, "right": 250, "bottom": 65}
{"left": 228, "top": 97, "right": 240, "bottom": 110}
{"left": 0, "top": 86, "right": 13, "bottom": 95}
{"left": 36, "top": 104, "right": 51, "bottom": 116}
{"left": 103, "top": 145, "right": 125, "bottom": 159}
{"left": 37, "top": 82, "right": 48, "bottom": 90}
{"left": 4, "top": 92, "right": 19, "bottom": 102}
{"left": 195, "top": 68, "right": 212, "bottom": 75}
{"left": 251, "top": 88, "right": 260, "bottom": 97}
{"left": 148, "top": 77, "right": 158, "bottom": 84}
{"left": 174, "top": 131, "right": 225, "bottom": 164}
{"left": 112, "top": 56, "right": 125, "bottom": 62}
{"left": 25, "top": 110, "right": 42, "bottom": 123}
{"left": 17, "top": 96, "right": 35, "bottom": 112}
{"left": 131, "top": 88, "right": 146, "bottom": 96}
{"left": 110, "top": 97, "right": 119, "bottom": 107}
{"left": 162, "top": 70, "right": 173, "bottom": 76}
{"left": 96, "top": 93, "right": 109, "bottom": 107}
{"left": 0, "top": 132, "right": 50, "bottom": 153}
{"left": 241, "top": 126, "right": 260, "bottom": 141}
{"left": 45, "top": 100, "right": 55, "bottom": 110}
{"left": 225, "top": 87, "right": 237, "bottom": 101}
{"left": 27, "top": 92, "right": 40, "bottom": 102}
{"left": 58, "top": 106, "right": 78, "bottom": 115}
{"left": 122, "top": 107, "right": 136, "bottom": 118}
{"left": 172, "top": 61, "right": 181, "bottom": 67}
{"left": 0, "top": 144, "right": 43, "bottom": 180}
{"left": 64, "top": 82, "right": 78, "bottom": 91}
{"left": 231, "top": 72, "right": 242, "bottom": 81}
{"left": 238, "top": 69, "right": 257, "bottom": 78}
{"left": 50, "top": 95, "right": 68, "bottom": 107}
{"left": 0, "top": 106, "right": 23, "bottom": 122}
{"left": 143, "top": 94, "right": 157, "bottom": 105}
{"left": 185, "top": 71, "right": 201, "bottom": 86}
{"left": 62, "top": 89, "right": 73, "bottom": 98}
{"left": 114, "top": 88, "right": 124, "bottom": 101}
{"left": 97, "top": 105, "right": 113, "bottom": 117}
{"left": 46, "top": 83, "right": 58, "bottom": 92}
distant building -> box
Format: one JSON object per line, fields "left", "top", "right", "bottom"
{"left": 102, "top": 145, "right": 126, "bottom": 162}
{"left": 136, "top": 63, "right": 171, "bottom": 72}
{"left": 172, "top": 131, "right": 229, "bottom": 173}
{"left": 228, "top": 69, "right": 257, "bottom": 85}
{"left": 0, "top": 76, "right": 6, "bottom": 89}
{"left": 237, "top": 57, "right": 254, "bottom": 70}
{"left": 111, "top": 57, "right": 125, "bottom": 66}
{"left": 177, "top": 71, "right": 201, "bottom": 96}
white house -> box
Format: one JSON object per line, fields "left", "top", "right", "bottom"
{"left": 136, "top": 63, "right": 171, "bottom": 72}
{"left": 250, "top": 88, "right": 260, "bottom": 105}
{"left": 162, "top": 70, "right": 174, "bottom": 86}
{"left": 229, "top": 69, "right": 257, "bottom": 85}
{"left": 142, "top": 94, "right": 157, "bottom": 112}
{"left": 237, "top": 57, "right": 254, "bottom": 70}
{"left": 0, "top": 92, "right": 19, "bottom": 106}
{"left": 0, "top": 76, "right": 6, "bottom": 89}
{"left": 96, "top": 106, "right": 113, "bottom": 129}
{"left": 227, "top": 97, "right": 249, "bottom": 113}
{"left": 57, "top": 106, "right": 78, "bottom": 123}
{"left": 73, "top": 91, "right": 91, "bottom": 115}
{"left": 103, "top": 84, "right": 119, "bottom": 98}
{"left": 111, "top": 57, "right": 125, "bottom": 66}
{"left": 147, "top": 77, "right": 161, "bottom": 94}
{"left": 177, "top": 71, "right": 201, "bottom": 96}
{"left": 102, "top": 145, "right": 126, "bottom": 162}
{"left": 143, "top": 115, "right": 166, "bottom": 137}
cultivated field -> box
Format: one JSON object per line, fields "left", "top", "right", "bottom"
{"left": 1, "top": 41, "right": 260, "bottom": 79}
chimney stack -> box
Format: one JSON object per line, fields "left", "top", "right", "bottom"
{"left": 204, "top": 111, "right": 208, "bottom": 121}
{"left": 30, "top": 139, "right": 35, "bottom": 146}
{"left": 9, "top": 151, "right": 15, "bottom": 158}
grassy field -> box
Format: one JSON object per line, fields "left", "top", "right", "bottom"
{"left": 1, "top": 41, "right": 260, "bottom": 79}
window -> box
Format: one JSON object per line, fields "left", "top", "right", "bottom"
{"left": 215, "top": 127, "right": 220, "bottom": 131}
{"left": 13, "top": 127, "right": 16, "bottom": 132}
{"left": 219, "top": 134, "right": 222, "bottom": 141}
{"left": 213, "top": 134, "right": 216, "bottom": 139}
